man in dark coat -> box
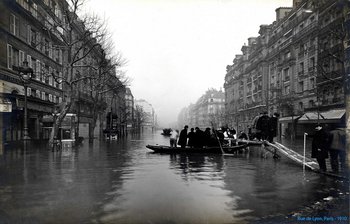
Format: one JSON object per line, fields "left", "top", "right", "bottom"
{"left": 187, "top": 128, "right": 195, "bottom": 148}
{"left": 267, "top": 112, "right": 280, "bottom": 143}
{"left": 312, "top": 125, "right": 329, "bottom": 172}
{"left": 256, "top": 111, "right": 270, "bottom": 140}
{"left": 194, "top": 127, "right": 204, "bottom": 148}
{"left": 178, "top": 125, "right": 188, "bottom": 148}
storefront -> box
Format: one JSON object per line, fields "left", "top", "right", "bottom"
{"left": 298, "top": 109, "right": 346, "bottom": 135}
{"left": 1, "top": 93, "right": 55, "bottom": 142}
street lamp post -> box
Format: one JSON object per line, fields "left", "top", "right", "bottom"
{"left": 18, "top": 60, "right": 33, "bottom": 140}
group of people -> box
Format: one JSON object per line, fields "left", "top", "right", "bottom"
{"left": 169, "top": 125, "right": 242, "bottom": 148}
{"left": 251, "top": 112, "right": 280, "bottom": 142}
{"left": 311, "top": 124, "right": 346, "bottom": 173}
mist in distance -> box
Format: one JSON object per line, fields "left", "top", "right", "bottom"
{"left": 84, "top": 0, "right": 292, "bottom": 127}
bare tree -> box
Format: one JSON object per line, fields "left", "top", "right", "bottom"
{"left": 40, "top": 0, "right": 116, "bottom": 146}
{"left": 134, "top": 105, "right": 147, "bottom": 133}
{"left": 86, "top": 50, "right": 128, "bottom": 142}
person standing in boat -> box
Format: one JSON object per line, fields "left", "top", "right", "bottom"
{"left": 203, "top": 127, "right": 212, "bottom": 147}
{"left": 267, "top": 112, "right": 280, "bottom": 143}
{"left": 187, "top": 128, "right": 195, "bottom": 148}
{"left": 194, "top": 127, "right": 204, "bottom": 148}
{"left": 311, "top": 125, "right": 330, "bottom": 172}
{"left": 170, "top": 129, "right": 179, "bottom": 148}
{"left": 178, "top": 125, "right": 188, "bottom": 148}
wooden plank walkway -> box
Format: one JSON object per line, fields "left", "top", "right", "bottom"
{"left": 264, "top": 141, "right": 348, "bottom": 179}
{"left": 264, "top": 141, "right": 318, "bottom": 170}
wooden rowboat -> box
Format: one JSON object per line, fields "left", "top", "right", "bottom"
{"left": 146, "top": 144, "right": 247, "bottom": 154}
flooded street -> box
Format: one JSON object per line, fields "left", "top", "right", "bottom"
{"left": 0, "top": 131, "right": 348, "bottom": 224}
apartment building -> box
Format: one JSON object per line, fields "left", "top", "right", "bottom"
{"left": 224, "top": 0, "right": 347, "bottom": 137}
{"left": 0, "top": 0, "right": 64, "bottom": 141}
{"left": 125, "top": 87, "right": 134, "bottom": 134}
{"left": 135, "top": 99, "right": 156, "bottom": 132}
{"left": 179, "top": 88, "right": 225, "bottom": 129}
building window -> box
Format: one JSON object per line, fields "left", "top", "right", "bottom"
{"left": 299, "top": 62, "right": 304, "bottom": 74}
{"left": 32, "top": 58, "right": 37, "bottom": 79}
{"left": 41, "top": 62, "right": 46, "bottom": 82}
{"left": 41, "top": 92, "right": 46, "bottom": 100}
{"left": 298, "top": 102, "right": 303, "bottom": 110}
{"left": 10, "top": 14, "right": 19, "bottom": 36}
{"left": 310, "top": 78, "right": 315, "bottom": 89}
{"left": 309, "top": 57, "right": 315, "bottom": 69}
{"left": 283, "top": 67, "right": 290, "bottom": 81}
{"left": 7, "top": 44, "right": 20, "bottom": 70}
{"left": 19, "top": 50, "right": 24, "bottom": 66}
{"left": 27, "top": 26, "right": 37, "bottom": 47}
{"left": 44, "top": 39, "right": 49, "bottom": 55}
{"left": 36, "top": 60, "right": 41, "bottom": 81}
{"left": 308, "top": 100, "right": 314, "bottom": 107}
{"left": 284, "top": 85, "right": 290, "bottom": 95}
{"left": 299, "top": 81, "right": 304, "bottom": 92}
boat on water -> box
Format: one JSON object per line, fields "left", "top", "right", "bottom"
{"left": 146, "top": 144, "right": 247, "bottom": 154}
{"left": 161, "top": 128, "right": 172, "bottom": 136}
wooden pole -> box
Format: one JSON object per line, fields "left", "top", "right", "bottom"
{"left": 303, "top": 132, "right": 308, "bottom": 172}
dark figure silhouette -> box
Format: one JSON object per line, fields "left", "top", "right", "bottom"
{"left": 312, "top": 125, "right": 329, "bottom": 172}
{"left": 252, "top": 113, "right": 262, "bottom": 140}
{"left": 187, "top": 128, "right": 195, "bottom": 148}
{"left": 256, "top": 112, "right": 270, "bottom": 140}
{"left": 194, "top": 127, "right": 204, "bottom": 148}
{"left": 238, "top": 131, "right": 248, "bottom": 140}
{"left": 267, "top": 112, "right": 280, "bottom": 143}
{"left": 178, "top": 125, "right": 188, "bottom": 148}
{"left": 203, "top": 127, "right": 212, "bottom": 147}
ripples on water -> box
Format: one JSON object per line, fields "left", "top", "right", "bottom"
{"left": 0, "top": 131, "right": 348, "bottom": 224}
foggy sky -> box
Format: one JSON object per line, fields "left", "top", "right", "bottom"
{"left": 84, "top": 0, "right": 292, "bottom": 127}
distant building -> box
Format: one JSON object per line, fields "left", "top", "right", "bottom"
{"left": 135, "top": 99, "right": 156, "bottom": 132}
{"left": 125, "top": 87, "right": 134, "bottom": 134}
{"left": 179, "top": 88, "right": 225, "bottom": 129}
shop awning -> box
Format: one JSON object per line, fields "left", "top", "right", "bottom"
{"left": 298, "top": 109, "right": 345, "bottom": 124}
{"left": 279, "top": 115, "right": 301, "bottom": 123}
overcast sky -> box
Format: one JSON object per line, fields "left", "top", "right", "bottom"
{"left": 83, "top": 0, "right": 292, "bottom": 127}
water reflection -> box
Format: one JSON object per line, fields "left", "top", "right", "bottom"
{"left": 0, "top": 132, "right": 348, "bottom": 224}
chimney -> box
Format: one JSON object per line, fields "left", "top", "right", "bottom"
{"left": 293, "top": 0, "right": 303, "bottom": 8}
{"left": 275, "top": 7, "right": 293, "bottom": 22}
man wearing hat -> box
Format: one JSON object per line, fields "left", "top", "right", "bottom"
{"left": 178, "top": 125, "right": 188, "bottom": 148}
{"left": 311, "top": 125, "right": 330, "bottom": 172}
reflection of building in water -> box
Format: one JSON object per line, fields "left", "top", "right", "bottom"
{"left": 178, "top": 88, "right": 225, "bottom": 129}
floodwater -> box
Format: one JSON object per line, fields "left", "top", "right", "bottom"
{"left": 0, "top": 131, "right": 348, "bottom": 224}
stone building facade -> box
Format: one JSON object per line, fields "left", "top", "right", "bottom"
{"left": 0, "top": 0, "right": 132, "bottom": 142}
{"left": 224, "top": 0, "right": 347, "bottom": 137}
{"left": 178, "top": 88, "right": 225, "bottom": 130}
{"left": 0, "top": 0, "right": 64, "bottom": 141}
{"left": 135, "top": 99, "right": 156, "bottom": 132}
